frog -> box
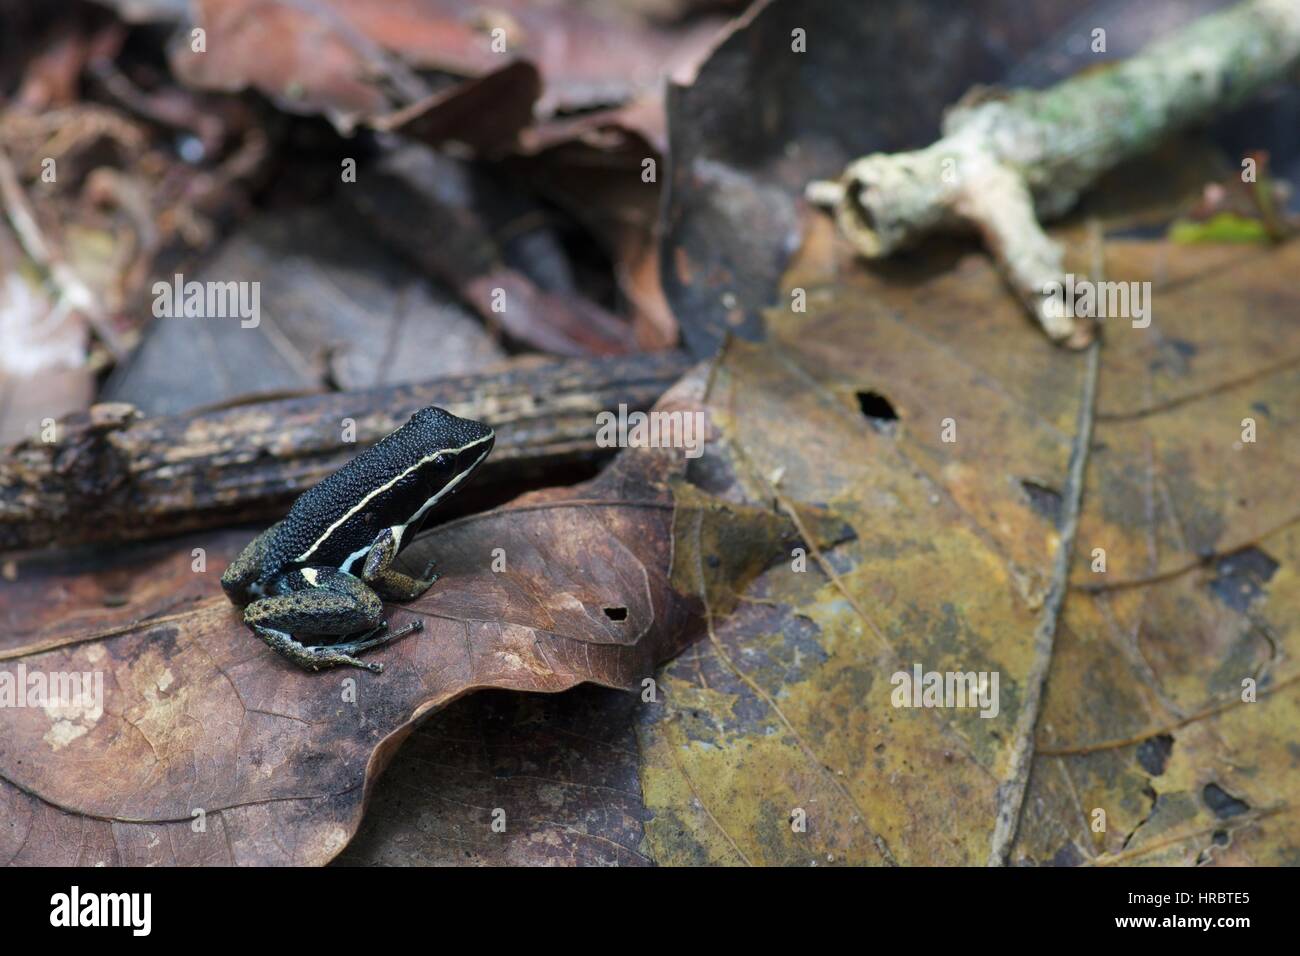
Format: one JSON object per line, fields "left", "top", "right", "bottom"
{"left": 221, "top": 406, "right": 495, "bottom": 673}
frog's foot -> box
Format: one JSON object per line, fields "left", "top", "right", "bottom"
{"left": 220, "top": 520, "right": 284, "bottom": 605}
{"left": 323, "top": 620, "right": 425, "bottom": 669}
{"left": 361, "top": 529, "right": 441, "bottom": 601}
{"left": 371, "top": 563, "right": 440, "bottom": 603}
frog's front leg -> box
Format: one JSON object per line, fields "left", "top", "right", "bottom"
{"left": 361, "top": 527, "right": 440, "bottom": 602}
{"left": 244, "top": 567, "right": 421, "bottom": 672}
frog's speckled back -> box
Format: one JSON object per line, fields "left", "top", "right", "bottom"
{"left": 259, "top": 406, "right": 494, "bottom": 580}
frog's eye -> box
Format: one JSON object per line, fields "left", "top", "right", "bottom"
{"left": 421, "top": 454, "right": 455, "bottom": 481}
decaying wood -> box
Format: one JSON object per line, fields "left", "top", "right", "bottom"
{"left": 0, "top": 350, "right": 691, "bottom": 552}
{"left": 809, "top": 0, "right": 1300, "bottom": 345}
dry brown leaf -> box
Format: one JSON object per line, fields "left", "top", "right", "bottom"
{"left": 169, "top": 0, "right": 725, "bottom": 129}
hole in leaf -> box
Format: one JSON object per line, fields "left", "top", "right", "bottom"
{"left": 1135, "top": 734, "right": 1174, "bottom": 776}
{"left": 603, "top": 606, "right": 628, "bottom": 622}
{"left": 1202, "top": 782, "right": 1250, "bottom": 820}
{"left": 855, "top": 390, "right": 898, "bottom": 434}
{"left": 1019, "top": 479, "right": 1063, "bottom": 527}
{"left": 1209, "top": 546, "right": 1279, "bottom": 613}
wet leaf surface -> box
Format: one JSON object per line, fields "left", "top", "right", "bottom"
{"left": 602, "top": 2, "right": 1299, "bottom": 864}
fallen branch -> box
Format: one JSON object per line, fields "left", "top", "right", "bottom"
{"left": 809, "top": 0, "right": 1300, "bottom": 345}
{"left": 0, "top": 350, "right": 691, "bottom": 552}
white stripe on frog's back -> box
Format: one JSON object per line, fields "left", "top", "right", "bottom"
{"left": 296, "top": 434, "right": 494, "bottom": 568}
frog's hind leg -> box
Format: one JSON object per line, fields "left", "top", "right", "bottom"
{"left": 360, "top": 526, "right": 440, "bottom": 602}
{"left": 254, "top": 621, "right": 422, "bottom": 673}
{"left": 244, "top": 568, "right": 421, "bottom": 672}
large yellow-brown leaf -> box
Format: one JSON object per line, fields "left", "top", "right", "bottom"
{"left": 635, "top": 223, "right": 1299, "bottom": 866}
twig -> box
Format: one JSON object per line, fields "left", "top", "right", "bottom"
{"left": 810, "top": 0, "right": 1300, "bottom": 345}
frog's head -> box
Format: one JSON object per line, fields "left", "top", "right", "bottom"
{"left": 398, "top": 407, "right": 495, "bottom": 485}
{"left": 408, "top": 406, "right": 494, "bottom": 461}
{"left": 364, "top": 407, "right": 495, "bottom": 526}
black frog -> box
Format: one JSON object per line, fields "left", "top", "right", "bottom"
{"left": 221, "top": 406, "right": 494, "bottom": 672}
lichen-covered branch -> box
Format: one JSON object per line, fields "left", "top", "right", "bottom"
{"left": 809, "top": 0, "right": 1300, "bottom": 345}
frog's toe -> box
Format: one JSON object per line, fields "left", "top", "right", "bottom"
{"left": 310, "top": 647, "right": 384, "bottom": 672}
